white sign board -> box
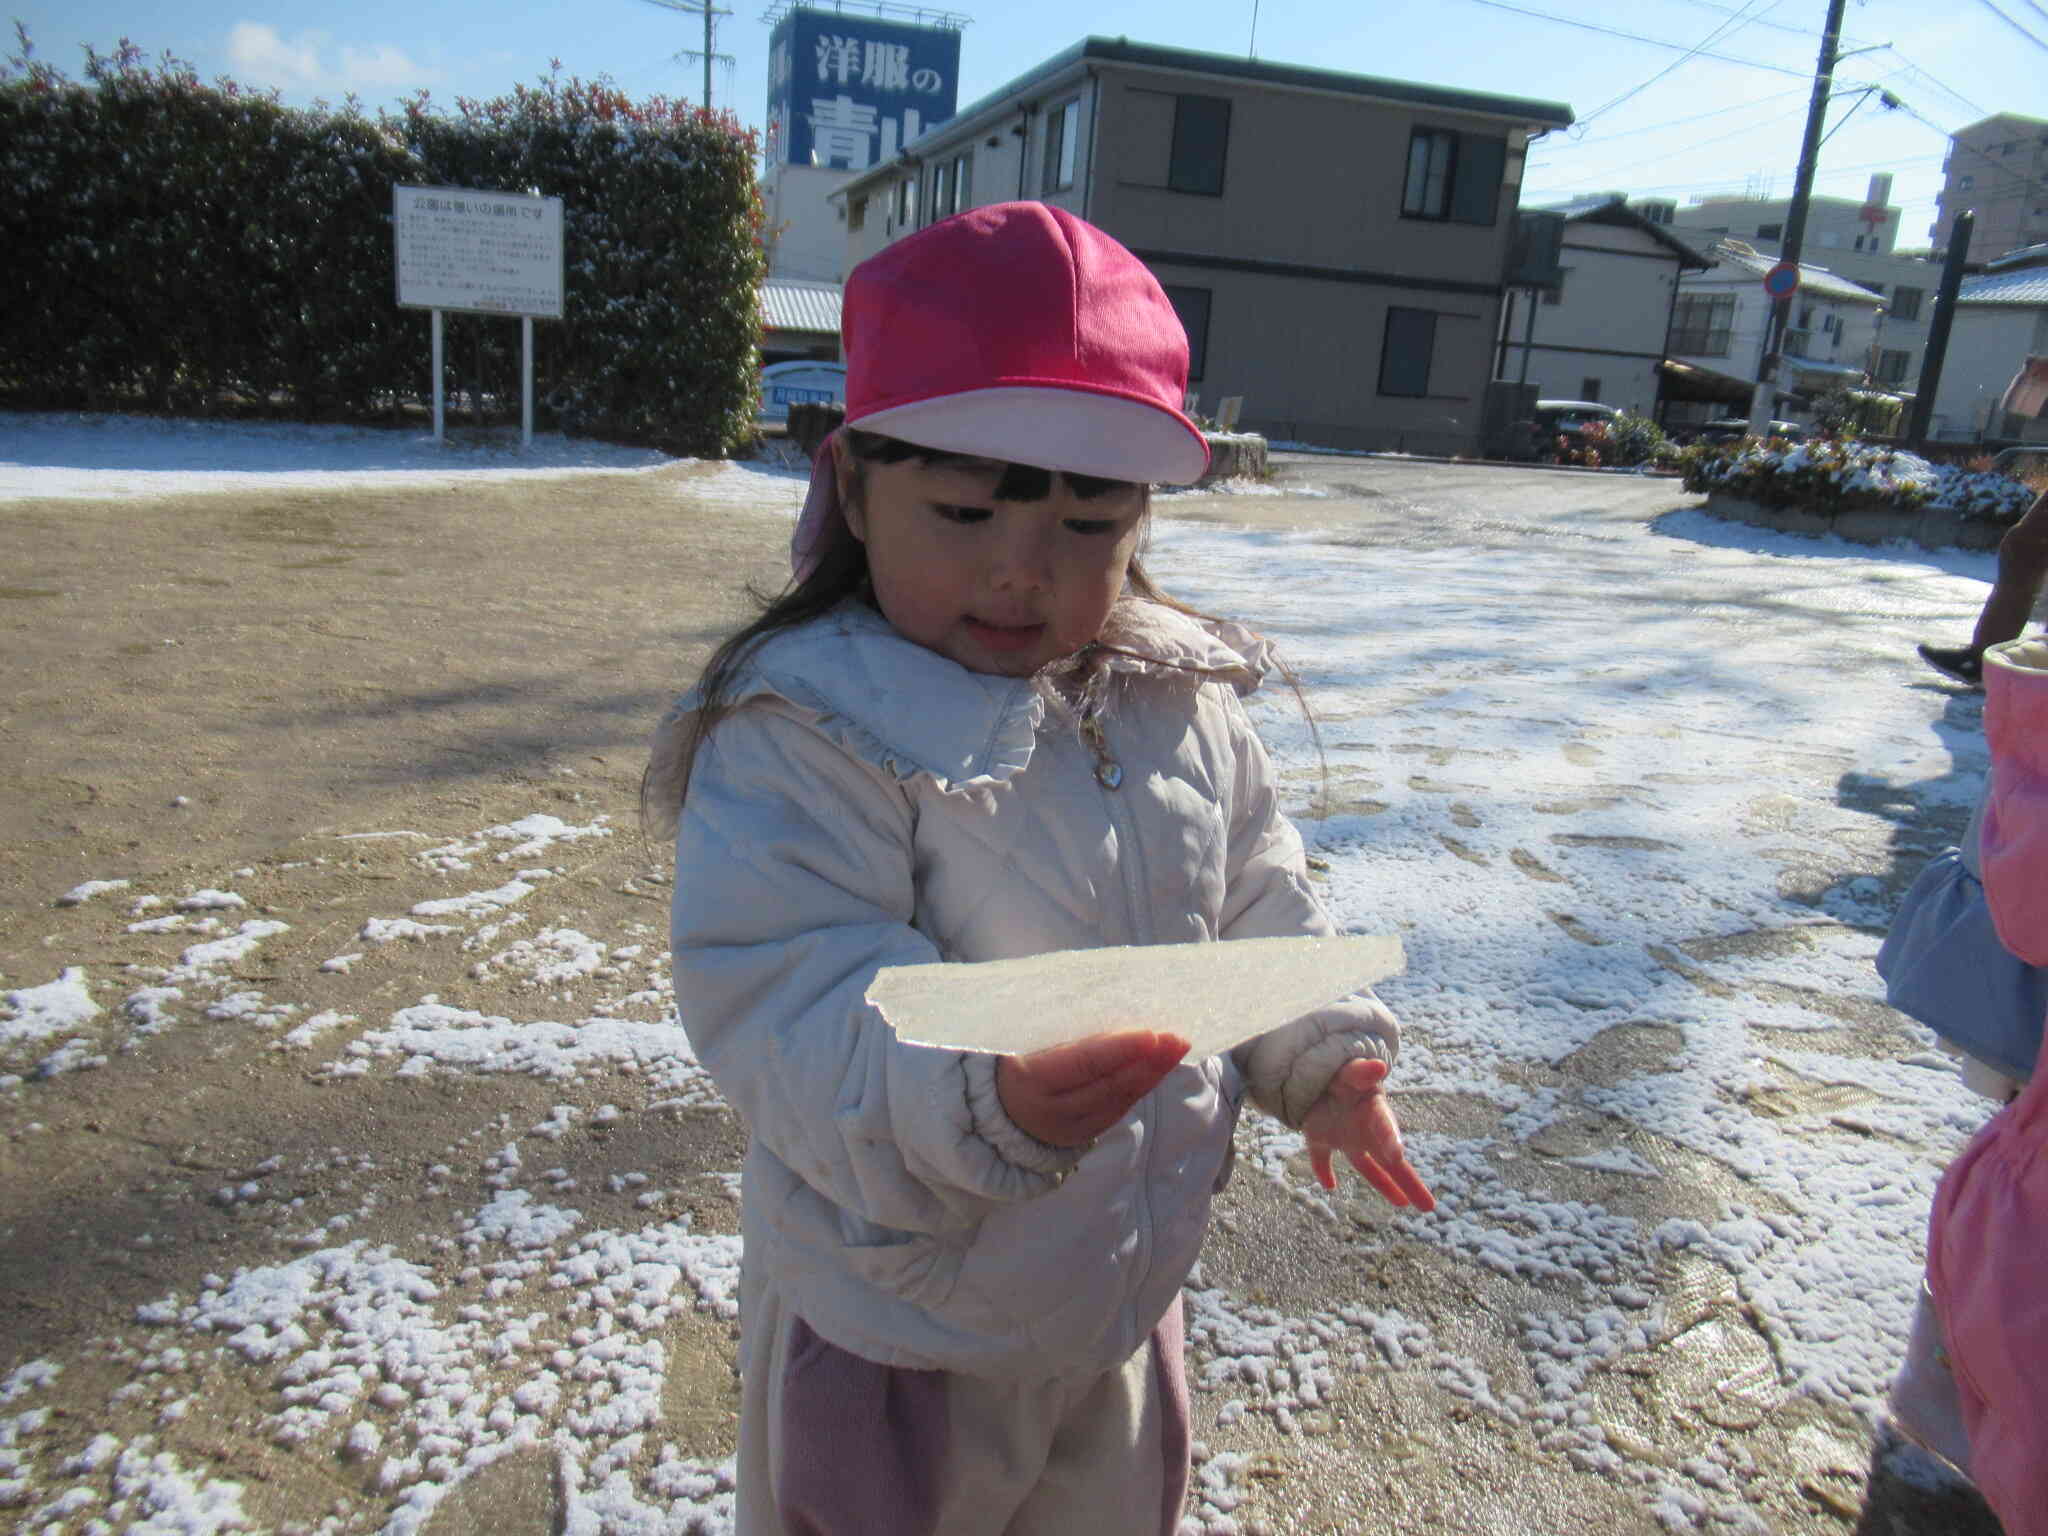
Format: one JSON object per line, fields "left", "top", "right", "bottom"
{"left": 869, "top": 934, "right": 1404, "bottom": 1059}
{"left": 394, "top": 185, "right": 564, "bottom": 320}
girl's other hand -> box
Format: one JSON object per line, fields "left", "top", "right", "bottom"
{"left": 1301, "top": 1057, "right": 1437, "bottom": 1211}
{"left": 996, "top": 1030, "right": 1191, "bottom": 1148}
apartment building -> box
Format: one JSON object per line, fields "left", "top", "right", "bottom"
{"left": 829, "top": 37, "right": 1573, "bottom": 456}
{"left": 1931, "top": 113, "right": 2048, "bottom": 260}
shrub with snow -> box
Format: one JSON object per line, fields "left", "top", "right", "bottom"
{"left": 1681, "top": 438, "right": 2037, "bottom": 524}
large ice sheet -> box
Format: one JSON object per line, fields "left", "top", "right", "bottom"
{"left": 869, "top": 934, "right": 1404, "bottom": 1058}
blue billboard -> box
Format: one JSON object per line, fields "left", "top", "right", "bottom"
{"left": 766, "top": 9, "right": 961, "bottom": 172}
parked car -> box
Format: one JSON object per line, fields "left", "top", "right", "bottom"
{"left": 1529, "top": 399, "right": 1622, "bottom": 462}
{"left": 1692, "top": 416, "right": 1808, "bottom": 445}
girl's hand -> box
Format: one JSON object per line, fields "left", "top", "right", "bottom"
{"left": 996, "top": 1030, "right": 1190, "bottom": 1148}
{"left": 1301, "top": 1057, "right": 1436, "bottom": 1211}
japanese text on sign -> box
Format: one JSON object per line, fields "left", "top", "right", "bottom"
{"left": 394, "top": 186, "right": 564, "bottom": 320}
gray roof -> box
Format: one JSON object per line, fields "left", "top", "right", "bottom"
{"left": 837, "top": 36, "right": 1573, "bottom": 195}
{"left": 1958, "top": 265, "right": 2048, "bottom": 307}
{"left": 760, "top": 278, "right": 842, "bottom": 336}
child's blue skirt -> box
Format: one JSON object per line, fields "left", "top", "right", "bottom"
{"left": 1879, "top": 849, "right": 2047, "bottom": 1081}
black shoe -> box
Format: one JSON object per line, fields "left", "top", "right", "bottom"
{"left": 1917, "top": 643, "right": 1984, "bottom": 687}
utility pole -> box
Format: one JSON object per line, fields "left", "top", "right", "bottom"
{"left": 1747, "top": 0, "right": 1849, "bottom": 436}
{"left": 637, "top": 0, "right": 734, "bottom": 111}
{"left": 1905, "top": 211, "right": 1974, "bottom": 443}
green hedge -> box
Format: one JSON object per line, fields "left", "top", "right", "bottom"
{"left": 0, "top": 37, "right": 764, "bottom": 455}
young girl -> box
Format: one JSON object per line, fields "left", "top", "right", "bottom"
{"left": 1910, "top": 637, "right": 2048, "bottom": 1536}
{"left": 645, "top": 201, "right": 1433, "bottom": 1536}
{"left": 1881, "top": 637, "right": 2046, "bottom": 1529}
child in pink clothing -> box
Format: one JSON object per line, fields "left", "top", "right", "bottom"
{"left": 1910, "top": 637, "right": 2048, "bottom": 1536}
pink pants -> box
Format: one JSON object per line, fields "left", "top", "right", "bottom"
{"left": 1926, "top": 1065, "right": 2048, "bottom": 1536}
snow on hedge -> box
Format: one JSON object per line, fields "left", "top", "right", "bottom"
{"left": 1682, "top": 437, "right": 2039, "bottom": 521}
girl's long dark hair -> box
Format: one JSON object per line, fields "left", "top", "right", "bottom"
{"left": 641, "top": 429, "right": 1315, "bottom": 836}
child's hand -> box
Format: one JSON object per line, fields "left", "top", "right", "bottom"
{"left": 996, "top": 1030, "right": 1191, "bottom": 1148}
{"left": 1300, "top": 1057, "right": 1436, "bottom": 1211}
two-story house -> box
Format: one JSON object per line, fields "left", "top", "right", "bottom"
{"left": 828, "top": 38, "right": 1573, "bottom": 456}
{"left": 1665, "top": 240, "right": 1887, "bottom": 433}
{"left": 1666, "top": 177, "right": 1946, "bottom": 397}
{"left": 1496, "top": 195, "right": 1713, "bottom": 418}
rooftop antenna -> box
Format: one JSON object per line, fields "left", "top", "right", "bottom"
{"left": 1250, "top": 0, "right": 1261, "bottom": 58}
{"left": 637, "top": 0, "right": 735, "bottom": 110}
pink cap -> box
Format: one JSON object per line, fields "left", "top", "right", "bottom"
{"left": 845, "top": 202, "right": 1209, "bottom": 484}
{"left": 789, "top": 203, "right": 1209, "bottom": 580}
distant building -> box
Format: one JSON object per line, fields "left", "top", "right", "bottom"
{"left": 1675, "top": 175, "right": 1904, "bottom": 257}
{"left": 1930, "top": 113, "right": 2048, "bottom": 260}
{"left": 1665, "top": 176, "right": 1943, "bottom": 397}
{"left": 1929, "top": 243, "right": 2048, "bottom": 441}
{"left": 830, "top": 36, "right": 1573, "bottom": 456}
{"left": 1498, "top": 195, "right": 1713, "bottom": 419}
{"left": 760, "top": 1, "right": 968, "bottom": 281}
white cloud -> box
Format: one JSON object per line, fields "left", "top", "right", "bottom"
{"left": 225, "top": 21, "right": 437, "bottom": 97}
{"left": 227, "top": 22, "right": 324, "bottom": 87}
{"left": 338, "top": 43, "right": 429, "bottom": 91}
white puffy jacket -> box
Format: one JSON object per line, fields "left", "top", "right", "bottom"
{"left": 655, "top": 597, "right": 1398, "bottom": 1379}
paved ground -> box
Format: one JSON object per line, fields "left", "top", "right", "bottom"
{"left": 0, "top": 451, "right": 2006, "bottom": 1534}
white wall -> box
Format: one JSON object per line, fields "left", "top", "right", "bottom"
{"left": 1930, "top": 305, "right": 2048, "bottom": 439}
{"left": 1497, "top": 221, "right": 1679, "bottom": 411}
{"left": 766, "top": 164, "right": 859, "bottom": 282}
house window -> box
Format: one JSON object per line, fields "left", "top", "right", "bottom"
{"left": 1401, "top": 127, "right": 1506, "bottom": 225}
{"left": 1756, "top": 222, "right": 1783, "bottom": 240}
{"left": 1580, "top": 377, "right": 1602, "bottom": 403}
{"left": 1958, "top": 174, "right": 1975, "bottom": 190}
{"left": 1878, "top": 348, "right": 1912, "bottom": 385}
{"left": 1378, "top": 307, "right": 1437, "bottom": 397}
{"left": 953, "top": 152, "right": 972, "bottom": 213}
{"left": 1161, "top": 285, "right": 1212, "bottom": 381}
{"left": 896, "top": 176, "right": 917, "bottom": 226}
{"left": 1168, "top": 94, "right": 1230, "bottom": 196}
{"left": 1669, "top": 294, "right": 1734, "bottom": 357}
{"left": 1890, "top": 285, "right": 1924, "bottom": 322}
{"left": 1542, "top": 268, "right": 1568, "bottom": 306}
{"left": 932, "top": 161, "right": 950, "bottom": 222}
{"left": 848, "top": 195, "right": 866, "bottom": 232}
{"left": 1044, "top": 97, "right": 1080, "bottom": 194}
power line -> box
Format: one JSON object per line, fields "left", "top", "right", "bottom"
{"left": 1528, "top": 86, "right": 1810, "bottom": 156}
{"left": 2020, "top": 0, "right": 2048, "bottom": 24}
{"left": 1454, "top": 0, "right": 1813, "bottom": 76}
{"left": 1658, "top": 0, "right": 1882, "bottom": 46}
{"left": 1974, "top": 0, "right": 2048, "bottom": 52}
{"left": 1573, "top": 0, "right": 1783, "bottom": 131}
{"left": 1875, "top": 47, "right": 1984, "bottom": 119}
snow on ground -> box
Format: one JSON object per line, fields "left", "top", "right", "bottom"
{"left": 0, "top": 414, "right": 2011, "bottom": 1531}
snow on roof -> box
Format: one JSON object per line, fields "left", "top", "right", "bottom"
{"left": 1703, "top": 242, "right": 1886, "bottom": 304}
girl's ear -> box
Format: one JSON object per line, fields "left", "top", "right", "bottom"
{"left": 832, "top": 435, "right": 867, "bottom": 543}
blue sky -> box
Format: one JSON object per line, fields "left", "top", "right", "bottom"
{"left": 9, "top": 0, "right": 2043, "bottom": 250}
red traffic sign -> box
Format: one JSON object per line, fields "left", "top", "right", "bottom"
{"left": 1762, "top": 261, "right": 1800, "bottom": 299}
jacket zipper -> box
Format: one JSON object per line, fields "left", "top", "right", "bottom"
{"left": 1087, "top": 712, "right": 1162, "bottom": 1318}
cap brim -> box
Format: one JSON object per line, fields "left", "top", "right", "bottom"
{"left": 852, "top": 386, "right": 1210, "bottom": 486}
